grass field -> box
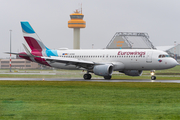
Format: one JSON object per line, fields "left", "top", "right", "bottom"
{"left": 0, "top": 81, "right": 180, "bottom": 119}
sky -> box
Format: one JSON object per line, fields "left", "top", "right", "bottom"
{"left": 1, "top": 0, "right": 180, "bottom": 58}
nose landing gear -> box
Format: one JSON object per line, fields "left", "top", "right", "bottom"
{"left": 104, "top": 75, "right": 112, "bottom": 80}
{"left": 151, "top": 70, "right": 156, "bottom": 80}
{"left": 151, "top": 76, "right": 156, "bottom": 80}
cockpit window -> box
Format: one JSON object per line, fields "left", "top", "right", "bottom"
{"left": 158, "top": 54, "right": 169, "bottom": 58}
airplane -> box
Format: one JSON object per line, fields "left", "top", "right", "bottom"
{"left": 6, "top": 21, "right": 179, "bottom": 80}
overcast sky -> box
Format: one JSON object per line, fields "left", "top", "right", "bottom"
{"left": 1, "top": 0, "right": 180, "bottom": 58}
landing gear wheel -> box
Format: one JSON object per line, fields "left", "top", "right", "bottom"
{"left": 83, "top": 74, "right": 92, "bottom": 80}
{"left": 104, "top": 76, "right": 112, "bottom": 80}
{"left": 151, "top": 76, "right": 156, "bottom": 80}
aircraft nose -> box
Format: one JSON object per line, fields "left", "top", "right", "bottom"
{"left": 170, "top": 58, "right": 179, "bottom": 67}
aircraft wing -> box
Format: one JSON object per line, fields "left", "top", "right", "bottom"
{"left": 42, "top": 56, "right": 95, "bottom": 69}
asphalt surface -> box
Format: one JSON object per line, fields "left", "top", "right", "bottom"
{"left": 0, "top": 78, "right": 180, "bottom": 83}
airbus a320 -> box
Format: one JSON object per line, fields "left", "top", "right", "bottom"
{"left": 6, "top": 22, "right": 179, "bottom": 80}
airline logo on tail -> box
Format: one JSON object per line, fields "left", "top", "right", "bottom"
{"left": 21, "top": 22, "right": 58, "bottom": 57}
{"left": 19, "top": 21, "right": 59, "bottom": 66}
{"left": 21, "top": 22, "right": 45, "bottom": 57}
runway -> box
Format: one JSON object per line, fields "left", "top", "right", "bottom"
{"left": 0, "top": 78, "right": 180, "bottom": 83}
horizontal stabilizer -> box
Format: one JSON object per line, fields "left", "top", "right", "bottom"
{"left": 4, "top": 52, "right": 41, "bottom": 58}
{"left": 4, "top": 52, "right": 29, "bottom": 56}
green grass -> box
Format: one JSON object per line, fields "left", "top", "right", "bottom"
{"left": 0, "top": 81, "right": 180, "bottom": 119}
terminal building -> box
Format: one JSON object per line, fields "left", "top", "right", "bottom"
{"left": 0, "top": 58, "right": 39, "bottom": 69}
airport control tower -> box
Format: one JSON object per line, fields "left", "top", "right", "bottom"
{"left": 68, "top": 9, "right": 86, "bottom": 49}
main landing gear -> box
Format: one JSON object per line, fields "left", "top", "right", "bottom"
{"left": 83, "top": 72, "right": 92, "bottom": 80}
{"left": 151, "top": 70, "right": 156, "bottom": 80}
{"left": 83, "top": 71, "right": 112, "bottom": 80}
{"left": 104, "top": 76, "right": 112, "bottom": 80}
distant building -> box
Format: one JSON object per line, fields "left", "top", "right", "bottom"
{"left": 106, "top": 32, "right": 155, "bottom": 49}
{"left": 106, "top": 32, "right": 180, "bottom": 60}
{"left": 156, "top": 44, "right": 180, "bottom": 60}
{"left": 0, "top": 59, "right": 39, "bottom": 69}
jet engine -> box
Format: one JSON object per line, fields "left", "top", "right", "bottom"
{"left": 93, "top": 64, "right": 113, "bottom": 76}
{"left": 121, "top": 70, "right": 143, "bottom": 76}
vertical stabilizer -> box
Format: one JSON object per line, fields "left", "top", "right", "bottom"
{"left": 21, "top": 21, "right": 46, "bottom": 56}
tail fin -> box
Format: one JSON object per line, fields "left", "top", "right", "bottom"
{"left": 21, "top": 21, "right": 46, "bottom": 56}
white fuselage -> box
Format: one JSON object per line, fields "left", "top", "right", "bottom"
{"left": 47, "top": 49, "right": 178, "bottom": 71}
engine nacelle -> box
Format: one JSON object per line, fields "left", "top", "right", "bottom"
{"left": 121, "top": 70, "right": 143, "bottom": 76}
{"left": 93, "top": 64, "right": 113, "bottom": 76}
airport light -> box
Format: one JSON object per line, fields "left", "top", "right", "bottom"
{"left": 10, "top": 30, "right": 12, "bottom": 72}
{"left": 174, "top": 41, "right": 176, "bottom": 60}
{"left": 151, "top": 71, "right": 154, "bottom": 76}
{"left": 92, "top": 44, "right": 94, "bottom": 49}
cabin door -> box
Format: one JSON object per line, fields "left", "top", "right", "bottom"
{"left": 146, "top": 51, "right": 153, "bottom": 63}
